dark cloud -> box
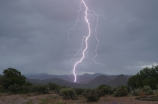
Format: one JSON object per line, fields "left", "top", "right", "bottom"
{"left": 30, "top": 0, "right": 80, "bottom": 22}
{"left": 0, "top": 0, "right": 158, "bottom": 75}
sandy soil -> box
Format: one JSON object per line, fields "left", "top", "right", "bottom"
{"left": 0, "top": 93, "right": 158, "bottom": 104}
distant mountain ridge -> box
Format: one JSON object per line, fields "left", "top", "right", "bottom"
{"left": 86, "top": 75, "right": 112, "bottom": 86}
{"left": 108, "top": 74, "right": 128, "bottom": 87}
{"left": 26, "top": 77, "right": 81, "bottom": 87}
{"left": 25, "top": 73, "right": 109, "bottom": 83}
{"left": 83, "top": 74, "right": 129, "bottom": 88}
{"left": 25, "top": 73, "right": 131, "bottom": 88}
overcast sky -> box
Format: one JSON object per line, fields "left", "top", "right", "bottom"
{"left": 0, "top": 0, "right": 158, "bottom": 75}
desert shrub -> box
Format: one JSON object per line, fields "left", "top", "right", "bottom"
{"left": 75, "top": 88, "right": 85, "bottom": 95}
{"left": 25, "top": 86, "right": 39, "bottom": 93}
{"left": 97, "top": 84, "right": 110, "bottom": 90}
{"left": 97, "top": 84, "right": 112, "bottom": 97}
{"left": 60, "top": 88, "right": 76, "bottom": 100}
{"left": 54, "top": 85, "right": 67, "bottom": 94}
{"left": 8, "top": 84, "right": 20, "bottom": 94}
{"left": 21, "top": 85, "right": 31, "bottom": 93}
{"left": 143, "top": 85, "right": 154, "bottom": 95}
{"left": 0, "top": 85, "right": 6, "bottom": 93}
{"left": 126, "top": 86, "right": 131, "bottom": 93}
{"left": 53, "top": 85, "right": 68, "bottom": 94}
{"left": 112, "top": 87, "right": 118, "bottom": 93}
{"left": 27, "top": 86, "right": 36, "bottom": 92}
{"left": 131, "top": 85, "right": 154, "bottom": 96}
{"left": 153, "top": 89, "right": 158, "bottom": 95}
{"left": 83, "top": 89, "right": 91, "bottom": 93}
{"left": 84, "top": 89, "right": 99, "bottom": 102}
{"left": 56, "top": 100, "right": 67, "bottom": 104}
{"left": 131, "top": 89, "right": 141, "bottom": 96}
{"left": 146, "top": 89, "right": 154, "bottom": 95}
{"left": 8, "top": 84, "right": 35, "bottom": 94}
{"left": 35, "top": 85, "right": 49, "bottom": 94}
{"left": 47, "top": 83, "right": 58, "bottom": 90}
{"left": 25, "top": 81, "right": 33, "bottom": 86}
{"left": 113, "top": 86, "right": 128, "bottom": 97}
{"left": 8, "top": 84, "right": 23, "bottom": 94}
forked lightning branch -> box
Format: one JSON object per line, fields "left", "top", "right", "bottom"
{"left": 68, "top": 0, "right": 108, "bottom": 82}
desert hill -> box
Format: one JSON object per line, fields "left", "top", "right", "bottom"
{"left": 25, "top": 73, "right": 130, "bottom": 88}
{"left": 86, "top": 75, "right": 112, "bottom": 86}
{"left": 107, "top": 74, "right": 128, "bottom": 87}
{"left": 25, "top": 73, "right": 107, "bottom": 84}
{"left": 26, "top": 77, "right": 81, "bottom": 87}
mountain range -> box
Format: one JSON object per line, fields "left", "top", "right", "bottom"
{"left": 25, "top": 73, "right": 132, "bottom": 88}
{"left": 25, "top": 73, "right": 110, "bottom": 83}
{"left": 26, "top": 77, "right": 80, "bottom": 87}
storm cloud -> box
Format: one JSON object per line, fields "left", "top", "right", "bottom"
{"left": 0, "top": 0, "right": 158, "bottom": 75}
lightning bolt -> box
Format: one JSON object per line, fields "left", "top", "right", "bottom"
{"left": 67, "top": 2, "right": 82, "bottom": 41}
{"left": 68, "top": 0, "right": 108, "bottom": 82}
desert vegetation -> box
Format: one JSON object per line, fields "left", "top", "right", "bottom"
{"left": 0, "top": 66, "right": 158, "bottom": 103}
{"left": 127, "top": 65, "right": 158, "bottom": 90}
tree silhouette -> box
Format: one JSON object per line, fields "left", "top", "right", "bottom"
{"left": 127, "top": 65, "right": 158, "bottom": 89}
{"left": 0, "top": 68, "right": 26, "bottom": 90}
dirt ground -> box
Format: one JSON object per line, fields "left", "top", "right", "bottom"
{"left": 0, "top": 93, "right": 158, "bottom": 104}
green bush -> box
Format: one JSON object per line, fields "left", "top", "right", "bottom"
{"left": 8, "top": 84, "right": 36, "bottom": 94}
{"left": 35, "top": 85, "right": 49, "bottom": 95}
{"left": 97, "top": 84, "right": 110, "bottom": 90}
{"left": 97, "top": 84, "right": 112, "bottom": 97}
{"left": 131, "top": 89, "right": 141, "bottom": 96}
{"left": 113, "top": 86, "right": 128, "bottom": 97}
{"left": 83, "top": 89, "right": 91, "bottom": 93}
{"left": 28, "top": 86, "right": 36, "bottom": 92}
{"left": 112, "top": 87, "right": 118, "bottom": 93}
{"left": 25, "top": 81, "right": 33, "bottom": 86}
{"left": 143, "top": 85, "right": 154, "bottom": 95}
{"left": 60, "top": 88, "right": 76, "bottom": 100}
{"left": 54, "top": 85, "right": 66, "bottom": 94}
{"left": 56, "top": 100, "right": 67, "bottom": 104}
{"left": 75, "top": 88, "right": 85, "bottom": 95}
{"left": 21, "top": 85, "right": 31, "bottom": 93}
{"left": 47, "top": 83, "right": 58, "bottom": 90}
{"left": 131, "top": 85, "right": 154, "bottom": 96}
{"left": 8, "top": 84, "right": 20, "bottom": 94}
{"left": 0, "top": 85, "right": 6, "bottom": 93}
{"left": 84, "top": 89, "right": 99, "bottom": 102}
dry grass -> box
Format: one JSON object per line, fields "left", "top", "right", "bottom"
{"left": 139, "top": 91, "right": 147, "bottom": 97}
{"left": 0, "top": 93, "right": 157, "bottom": 104}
